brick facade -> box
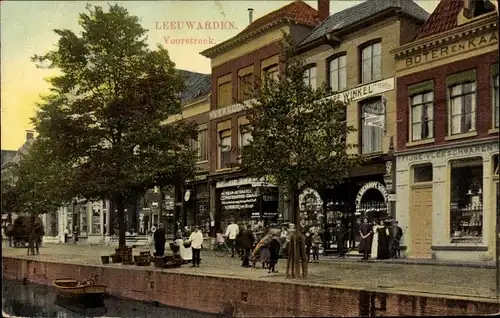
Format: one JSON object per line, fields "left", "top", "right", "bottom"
{"left": 208, "top": 42, "right": 282, "bottom": 174}
{"left": 396, "top": 51, "right": 499, "bottom": 151}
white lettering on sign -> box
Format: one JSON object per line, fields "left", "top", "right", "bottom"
{"left": 325, "top": 78, "right": 394, "bottom": 104}
{"left": 397, "top": 142, "right": 498, "bottom": 163}
{"left": 220, "top": 188, "right": 258, "bottom": 210}
{"left": 355, "top": 182, "right": 388, "bottom": 211}
{"left": 216, "top": 177, "right": 275, "bottom": 188}
{"left": 209, "top": 99, "right": 256, "bottom": 120}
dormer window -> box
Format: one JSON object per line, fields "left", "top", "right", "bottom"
{"left": 463, "top": 0, "right": 496, "bottom": 19}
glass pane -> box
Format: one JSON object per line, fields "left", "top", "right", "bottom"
{"left": 330, "top": 58, "right": 339, "bottom": 71}
{"left": 221, "top": 136, "right": 231, "bottom": 147}
{"left": 413, "top": 164, "right": 433, "bottom": 183}
{"left": 465, "top": 82, "right": 476, "bottom": 93}
{"left": 372, "top": 55, "right": 381, "bottom": 79}
{"left": 339, "top": 55, "right": 346, "bottom": 68}
{"left": 424, "top": 92, "right": 434, "bottom": 102}
{"left": 412, "top": 123, "right": 422, "bottom": 141}
{"left": 310, "top": 77, "right": 317, "bottom": 90}
{"left": 412, "top": 105, "right": 422, "bottom": 124}
{"left": 362, "top": 124, "right": 372, "bottom": 153}
{"left": 362, "top": 59, "right": 371, "bottom": 82}
{"left": 310, "top": 66, "right": 317, "bottom": 78}
{"left": 372, "top": 42, "right": 381, "bottom": 56}
{"left": 451, "top": 85, "right": 462, "bottom": 96}
{"left": 330, "top": 70, "right": 339, "bottom": 91}
{"left": 426, "top": 103, "right": 433, "bottom": 120}
{"left": 451, "top": 97, "right": 462, "bottom": 115}
{"left": 451, "top": 114, "right": 462, "bottom": 134}
{"left": 412, "top": 94, "right": 422, "bottom": 105}
{"left": 464, "top": 93, "right": 474, "bottom": 113}
{"left": 339, "top": 67, "right": 347, "bottom": 90}
{"left": 362, "top": 46, "right": 371, "bottom": 60}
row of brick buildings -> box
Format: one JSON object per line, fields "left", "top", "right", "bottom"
{"left": 165, "top": 0, "right": 499, "bottom": 262}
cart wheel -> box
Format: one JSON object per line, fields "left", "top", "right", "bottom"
{"left": 212, "top": 243, "right": 228, "bottom": 257}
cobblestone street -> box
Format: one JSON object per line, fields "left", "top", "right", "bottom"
{"left": 2, "top": 243, "right": 498, "bottom": 301}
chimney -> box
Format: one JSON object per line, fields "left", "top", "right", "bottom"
{"left": 26, "top": 130, "right": 34, "bottom": 141}
{"left": 248, "top": 8, "right": 254, "bottom": 24}
{"left": 318, "top": 0, "right": 330, "bottom": 22}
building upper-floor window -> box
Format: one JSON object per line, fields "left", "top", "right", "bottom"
{"left": 447, "top": 70, "right": 477, "bottom": 135}
{"left": 217, "top": 80, "right": 232, "bottom": 108}
{"left": 408, "top": 80, "right": 434, "bottom": 142}
{"left": 493, "top": 66, "right": 499, "bottom": 128}
{"left": 239, "top": 124, "right": 252, "bottom": 149}
{"left": 239, "top": 73, "right": 253, "bottom": 101}
{"left": 219, "top": 130, "right": 231, "bottom": 169}
{"left": 361, "top": 42, "right": 381, "bottom": 83}
{"left": 329, "top": 55, "right": 347, "bottom": 92}
{"left": 265, "top": 65, "right": 279, "bottom": 83}
{"left": 304, "top": 65, "right": 317, "bottom": 89}
{"left": 360, "top": 98, "right": 384, "bottom": 154}
{"left": 198, "top": 128, "right": 208, "bottom": 162}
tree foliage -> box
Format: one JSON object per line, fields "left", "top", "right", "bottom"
{"left": 242, "top": 33, "right": 360, "bottom": 196}
{"left": 30, "top": 4, "right": 198, "bottom": 247}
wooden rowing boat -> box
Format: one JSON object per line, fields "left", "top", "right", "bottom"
{"left": 53, "top": 278, "right": 107, "bottom": 303}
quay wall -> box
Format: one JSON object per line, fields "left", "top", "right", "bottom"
{"left": 2, "top": 257, "right": 499, "bottom": 317}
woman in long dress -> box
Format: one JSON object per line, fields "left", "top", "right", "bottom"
{"left": 377, "top": 221, "right": 391, "bottom": 260}
{"left": 358, "top": 218, "right": 373, "bottom": 260}
{"left": 370, "top": 220, "right": 380, "bottom": 259}
{"left": 173, "top": 235, "right": 192, "bottom": 263}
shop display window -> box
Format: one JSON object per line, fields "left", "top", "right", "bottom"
{"left": 449, "top": 157, "right": 483, "bottom": 243}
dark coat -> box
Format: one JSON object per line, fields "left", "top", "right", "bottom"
{"left": 154, "top": 228, "right": 166, "bottom": 246}
{"left": 358, "top": 223, "right": 373, "bottom": 254}
{"left": 377, "top": 226, "right": 390, "bottom": 259}
{"left": 269, "top": 238, "right": 280, "bottom": 260}
{"left": 240, "top": 229, "right": 255, "bottom": 249}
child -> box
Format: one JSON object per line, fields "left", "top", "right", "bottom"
{"left": 312, "top": 231, "right": 322, "bottom": 263}
{"left": 268, "top": 234, "right": 280, "bottom": 273}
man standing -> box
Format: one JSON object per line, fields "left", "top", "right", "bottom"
{"left": 240, "top": 224, "right": 255, "bottom": 267}
{"left": 64, "top": 227, "right": 69, "bottom": 243}
{"left": 335, "top": 220, "right": 346, "bottom": 258}
{"left": 188, "top": 225, "right": 204, "bottom": 267}
{"left": 392, "top": 220, "right": 403, "bottom": 259}
{"left": 225, "top": 220, "right": 239, "bottom": 257}
{"left": 153, "top": 223, "right": 166, "bottom": 257}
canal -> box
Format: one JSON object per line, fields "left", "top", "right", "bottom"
{"left": 2, "top": 279, "right": 218, "bottom": 318}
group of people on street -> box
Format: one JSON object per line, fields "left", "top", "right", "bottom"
{"left": 153, "top": 223, "right": 204, "bottom": 267}
{"left": 358, "top": 218, "right": 403, "bottom": 260}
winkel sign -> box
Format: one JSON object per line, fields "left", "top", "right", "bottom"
{"left": 326, "top": 78, "right": 394, "bottom": 104}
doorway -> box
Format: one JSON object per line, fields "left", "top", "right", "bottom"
{"left": 409, "top": 164, "right": 433, "bottom": 259}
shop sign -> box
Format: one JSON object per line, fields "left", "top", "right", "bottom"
{"left": 220, "top": 188, "right": 258, "bottom": 211}
{"left": 398, "top": 143, "right": 498, "bottom": 163}
{"left": 325, "top": 78, "right": 394, "bottom": 104}
{"left": 355, "top": 182, "right": 388, "bottom": 210}
{"left": 405, "top": 32, "right": 498, "bottom": 67}
{"left": 216, "top": 177, "right": 274, "bottom": 188}
{"left": 209, "top": 99, "right": 256, "bottom": 120}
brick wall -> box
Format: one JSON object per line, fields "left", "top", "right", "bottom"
{"left": 396, "top": 51, "right": 499, "bottom": 151}
{"left": 3, "top": 257, "right": 498, "bottom": 317}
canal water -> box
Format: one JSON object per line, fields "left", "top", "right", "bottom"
{"left": 3, "top": 279, "right": 219, "bottom": 318}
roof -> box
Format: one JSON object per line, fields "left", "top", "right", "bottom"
{"left": 1, "top": 139, "right": 34, "bottom": 170}
{"left": 299, "top": 0, "right": 430, "bottom": 48}
{"left": 415, "top": 0, "right": 464, "bottom": 40}
{"left": 201, "top": 0, "right": 319, "bottom": 58}
{"left": 1, "top": 150, "right": 17, "bottom": 168}
{"left": 178, "top": 70, "right": 211, "bottom": 104}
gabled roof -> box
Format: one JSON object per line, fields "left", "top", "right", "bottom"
{"left": 414, "top": 0, "right": 464, "bottom": 40}
{"left": 178, "top": 70, "right": 211, "bottom": 104}
{"left": 200, "top": 0, "right": 319, "bottom": 58}
{"left": 298, "top": 0, "right": 430, "bottom": 48}
{"left": 1, "top": 150, "right": 17, "bottom": 168}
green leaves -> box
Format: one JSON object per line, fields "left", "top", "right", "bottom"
{"left": 241, "top": 33, "right": 360, "bottom": 192}
{"left": 28, "top": 4, "right": 198, "bottom": 204}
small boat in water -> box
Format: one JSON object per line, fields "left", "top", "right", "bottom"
{"left": 53, "top": 278, "right": 107, "bottom": 304}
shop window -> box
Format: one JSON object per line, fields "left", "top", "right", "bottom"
{"left": 413, "top": 164, "right": 433, "bottom": 183}
{"left": 304, "top": 65, "right": 317, "bottom": 89}
{"left": 447, "top": 71, "right": 477, "bottom": 135}
{"left": 360, "top": 42, "right": 381, "bottom": 83}
{"left": 449, "top": 157, "right": 483, "bottom": 244}
{"left": 493, "top": 154, "right": 499, "bottom": 177}
{"left": 329, "top": 54, "right": 347, "bottom": 92}
{"left": 217, "top": 81, "right": 232, "bottom": 108}
{"left": 493, "top": 72, "right": 499, "bottom": 128}
{"left": 219, "top": 130, "right": 231, "bottom": 169}
{"left": 409, "top": 81, "right": 434, "bottom": 142}
{"left": 238, "top": 74, "right": 253, "bottom": 101}
{"left": 360, "top": 98, "right": 384, "bottom": 154}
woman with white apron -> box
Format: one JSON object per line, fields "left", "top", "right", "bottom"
{"left": 371, "top": 219, "right": 380, "bottom": 259}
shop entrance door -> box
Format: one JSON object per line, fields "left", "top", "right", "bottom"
{"left": 409, "top": 186, "right": 433, "bottom": 259}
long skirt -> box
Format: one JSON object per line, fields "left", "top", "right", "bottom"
{"left": 359, "top": 235, "right": 373, "bottom": 254}
{"left": 260, "top": 247, "right": 270, "bottom": 264}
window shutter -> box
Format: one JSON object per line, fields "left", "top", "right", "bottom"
{"left": 446, "top": 69, "right": 476, "bottom": 86}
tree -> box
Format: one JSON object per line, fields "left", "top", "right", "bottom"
{"left": 31, "top": 4, "right": 198, "bottom": 249}
{"left": 241, "top": 34, "right": 360, "bottom": 278}
{"left": 6, "top": 140, "right": 72, "bottom": 255}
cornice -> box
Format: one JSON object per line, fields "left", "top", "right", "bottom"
{"left": 392, "top": 14, "right": 498, "bottom": 58}
{"left": 200, "top": 18, "right": 292, "bottom": 58}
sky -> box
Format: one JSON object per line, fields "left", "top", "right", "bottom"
{"left": 0, "top": 0, "right": 440, "bottom": 150}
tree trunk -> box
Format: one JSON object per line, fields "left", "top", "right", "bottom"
{"left": 116, "top": 194, "right": 126, "bottom": 249}
{"left": 27, "top": 215, "right": 36, "bottom": 256}
{"left": 285, "top": 184, "right": 308, "bottom": 279}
